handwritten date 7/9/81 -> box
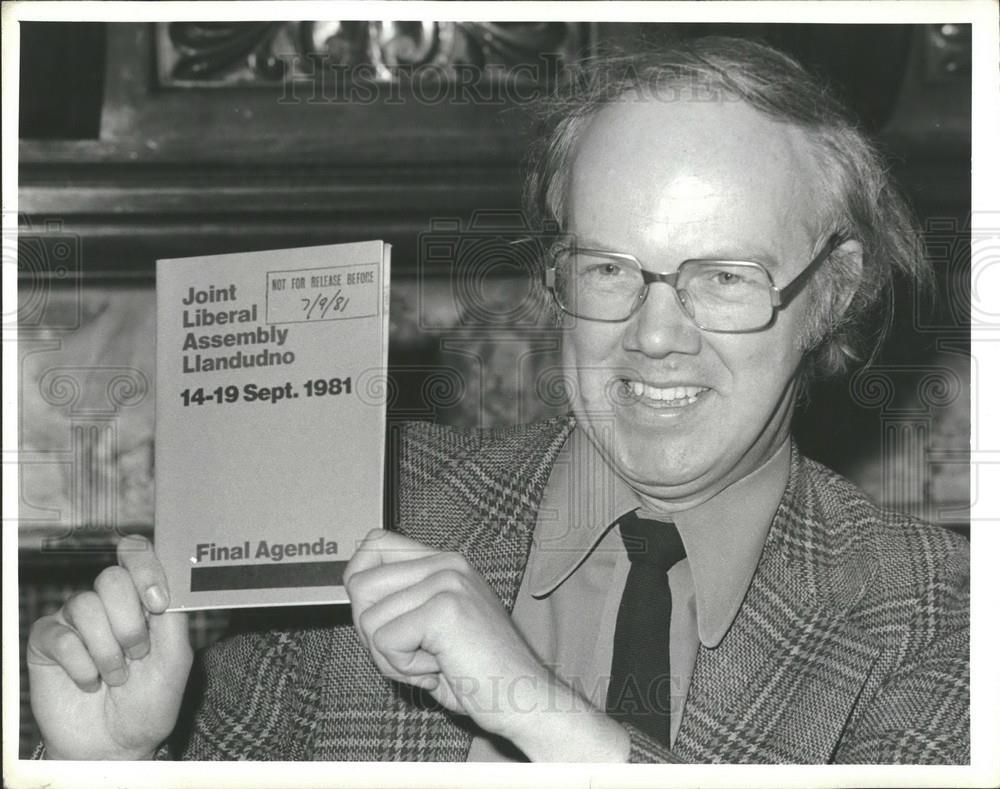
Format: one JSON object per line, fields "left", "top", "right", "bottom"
{"left": 301, "top": 290, "right": 350, "bottom": 320}
{"left": 180, "top": 377, "right": 352, "bottom": 407}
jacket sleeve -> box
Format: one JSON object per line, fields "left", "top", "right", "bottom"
{"left": 173, "top": 613, "right": 322, "bottom": 760}
{"left": 31, "top": 741, "right": 172, "bottom": 760}
{"left": 832, "top": 537, "right": 970, "bottom": 765}
{"left": 30, "top": 621, "right": 309, "bottom": 761}
{"left": 624, "top": 724, "right": 686, "bottom": 763}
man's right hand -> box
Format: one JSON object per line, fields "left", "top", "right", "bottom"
{"left": 27, "top": 535, "right": 193, "bottom": 760}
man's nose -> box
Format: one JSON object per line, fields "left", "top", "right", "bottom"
{"left": 623, "top": 282, "right": 703, "bottom": 358}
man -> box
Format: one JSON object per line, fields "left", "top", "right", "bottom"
{"left": 28, "top": 37, "right": 969, "bottom": 764}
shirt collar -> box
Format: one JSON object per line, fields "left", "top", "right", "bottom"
{"left": 527, "top": 428, "right": 640, "bottom": 597}
{"left": 528, "top": 425, "right": 791, "bottom": 648}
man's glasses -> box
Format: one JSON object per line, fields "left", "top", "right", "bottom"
{"left": 544, "top": 235, "right": 844, "bottom": 333}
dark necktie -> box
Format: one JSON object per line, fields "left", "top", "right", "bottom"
{"left": 605, "top": 509, "right": 687, "bottom": 744}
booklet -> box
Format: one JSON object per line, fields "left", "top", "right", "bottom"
{"left": 155, "top": 241, "right": 390, "bottom": 610}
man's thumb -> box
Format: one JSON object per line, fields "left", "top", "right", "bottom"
{"left": 147, "top": 611, "right": 193, "bottom": 669}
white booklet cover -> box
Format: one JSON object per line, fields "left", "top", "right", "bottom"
{"left": 155, "top": 241, "right": 390, "bottom": 610}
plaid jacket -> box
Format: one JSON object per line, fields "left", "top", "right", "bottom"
{"left": 176, "top": 417, "right": 969, "bottom": 764}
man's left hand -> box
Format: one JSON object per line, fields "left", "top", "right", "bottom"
{"left": 343, "top": 529, "right": 630, "bottom": 762}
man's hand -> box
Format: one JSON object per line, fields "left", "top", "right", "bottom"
{"left": 343, "top": 529, "right": 630, "bottom": 761}
{"left": 27, "top": 535, "right": 193, "bottom": 760}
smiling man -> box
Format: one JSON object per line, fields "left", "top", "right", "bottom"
{"left": 29, "top": 37, "right": 969, "bottom": 765}
{"left": 559, "top": 96, "right": 835, "bottom": 506}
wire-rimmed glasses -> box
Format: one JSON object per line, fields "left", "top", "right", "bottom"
{"left": 544, "top": 234, "right": 844, "bottom": 333}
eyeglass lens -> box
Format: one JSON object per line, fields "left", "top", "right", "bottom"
{"left": 554, "top": 250, "right": 774, "bottom": 332}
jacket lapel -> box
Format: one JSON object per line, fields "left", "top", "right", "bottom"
{"left": 673, "top": 446, "right": 881, "bottom": 763}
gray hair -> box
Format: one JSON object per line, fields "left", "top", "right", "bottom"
{"left": 523, "top": 36, "right": 930, "bottom": 380}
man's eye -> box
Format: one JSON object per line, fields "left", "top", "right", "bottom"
{"left": 580, "top": 262, "right": 623, "bottom": 278}
{"left": 712, "top": 270, "right": 746, "bottom": 285}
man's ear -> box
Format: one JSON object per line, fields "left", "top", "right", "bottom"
{"left": 830, "top": 238, "right": 864, "bottom": 319}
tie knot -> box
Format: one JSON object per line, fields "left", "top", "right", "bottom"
{"left": 618, "top": 510, "right": 686, "bottom": 570}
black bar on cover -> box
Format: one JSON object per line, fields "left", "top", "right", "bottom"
{"left": 190, "top": 561, "right": 348, "bottom": 592}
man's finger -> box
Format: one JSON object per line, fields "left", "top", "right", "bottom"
{"left": 26, "top": 616, "right": 101, "bottom": 692}
{"left": 347, "top": 552, "right": 469, "bottom": 615}
{"left": 356, "top": 567, "right": 467, "bottom": 650}
{"left": 370, "top": 599, "right": 448, "bottom": 679}
{"left": 116, "top": 535, "right": 170, "bottom": 613}
{"left": 60, "top": 592, "right": 129, "bottom": 687}
{"left": 343, "top": 529, "right": 437, "bottom": 587}
{"left": 93, "top": 566, "right": 150, "bottom": 661}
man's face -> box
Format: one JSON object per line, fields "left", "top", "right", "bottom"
{"left": 561, "top": 96, "right": 828, "bottom": 509}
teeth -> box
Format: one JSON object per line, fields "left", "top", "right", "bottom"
{"left": 625, "top": 381, "right": 707, "bottom": 405}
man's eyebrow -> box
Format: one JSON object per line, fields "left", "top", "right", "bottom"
{"left": 561, "top": 235, "right": 606, "bottom": 249}
{"left": 691, "top": 248, "right": 783, "bottom": 268}
{"left": 566, "top": 237, "right": 784, "bottom": 268}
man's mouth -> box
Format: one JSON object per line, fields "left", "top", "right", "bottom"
{"left": 622, "top": 380, "right": 709, "bottom": 407}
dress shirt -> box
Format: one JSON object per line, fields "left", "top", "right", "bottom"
{"left": 467, "top": 424, "right": 790, "bottom": 761}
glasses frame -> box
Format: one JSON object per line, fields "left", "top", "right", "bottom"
{"left": 543, "top": 234, "right": 845, "bottom": 333}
